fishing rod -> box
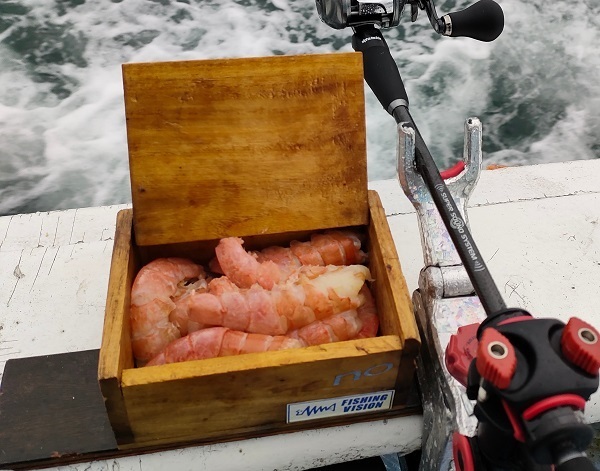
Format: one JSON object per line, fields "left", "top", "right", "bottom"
{"left": 316, "top": 1, "right": 600, "bottom": 470}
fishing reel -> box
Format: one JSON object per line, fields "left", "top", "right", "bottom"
{"left": 316, "top": 0, "right": 402, "bottom": 29}
{"left": 316, "top": 0, "right": 504, "bottom": 42}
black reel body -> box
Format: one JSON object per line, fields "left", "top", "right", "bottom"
{"left": 316, "top": 0, "right": 504, "bottom": 42}
{"left": 316, "top": 0, "right": 404, "bottom": 29}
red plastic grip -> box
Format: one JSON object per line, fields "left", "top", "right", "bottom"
{"left": 445, "top": 323, "right": 480, "bottom": 386}
{"left": 522, "top": 394, "right": 586, "bottom": 421}
{"left": 561, "top": 317, "right": 600, "bottom": 376}
{"left": 452, "top": 432, "right": 475, "bottom": 471}
{"left": 476, "top": 328, "right": 516, "bottom": 389}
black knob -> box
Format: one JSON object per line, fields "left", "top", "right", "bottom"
{"left": 442, "top": 0, "right": 504, "bottom": 42}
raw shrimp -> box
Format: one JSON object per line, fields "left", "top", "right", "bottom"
{"left": 209, "top": 231, "right": 367, "bottom": 288}
{"left": 213, "top": 237, "right": 283, "bottom": 289}
{"left": 130, "top": 257, "right": 207, "bottom": 362}
{"left": 184, "top": 264, "right": 371, "bottom": 335}
{"left": 146, "top": 327, "right": 304, "bottom": 366}
{"left": 207, "top": 276, "right": 240, "bottom": 296}
{"left": 288, "top": 284, "right": 378, "bottom": 345}
{"left": 298, "top": 231, "right": 366, "bottom": 266}
{"left": 169, "top": 288, "right": 206, "bottom": 337}
{"left": 289, "top": 309, "right": 363, "bottom": 345}
{"left": 355, "top": 285, "right": 379, "bottom": 339}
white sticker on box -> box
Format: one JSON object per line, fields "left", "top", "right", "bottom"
{"left": 286, "top": 390, "right": 395, "bottom": 423}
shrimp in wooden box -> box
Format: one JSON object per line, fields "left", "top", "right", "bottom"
{"left": 129, "top": 230, "right": 379, "bottom": 365}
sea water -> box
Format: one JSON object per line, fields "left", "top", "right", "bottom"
{"left": 0, "top": 0, "right": 598, "bottom": 216}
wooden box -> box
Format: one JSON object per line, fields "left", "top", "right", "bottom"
{"left": 98, "top": 52, "right": 420, "bottom": 450}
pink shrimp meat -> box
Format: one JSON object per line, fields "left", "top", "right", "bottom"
{"left": 355, "top": 285, "right": 379, "bottom": 338}
{"left": 209, "top": 230, "right": 367, "bottom": 288}
{"left": 289, "top": 309, "right": 363, "bottom": 345}
{"left": 214, "top": 237, "right": 283, "bottom": 289}
{"left": 146, "top": 327, "right": 304, "bottom": 366}
{"left": 182, "top": 264, "right": 371, "bottom": 335}
{"left": 130, "top": 257, "right": 207, "bottom": 362}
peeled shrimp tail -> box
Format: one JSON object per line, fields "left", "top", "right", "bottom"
{"left": 214, "top": 237, "right": 283, "bottom": 289}
{"left": 146, "top": 327, "right": 305, "bottom": 366}
{"left": 271, "top": 230, "right": 367, "bottom": 267}
{"left": 209, "top": 231, "right": 367, "bottom": 288}
{"left": 186, "top": 265, "right": 371, "bottom": 335}
{"left": 254, "top": 245, "right": 302, "bottom": 272}
{"left": 289, "top": 309, "right": 362, "bottom": 346}
{"left": 307, "top": 230, "right": 367, "bottom": 265}
{"left": 130, "top": 257, "right": 207, "bottom": 362}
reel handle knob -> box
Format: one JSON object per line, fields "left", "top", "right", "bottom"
{"left": 441, "top": 0, "right": 504, "bottom": 42}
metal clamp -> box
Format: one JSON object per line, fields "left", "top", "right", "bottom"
{"left": 396, "top": 118, "right": 487, "bottom": 471}
{"left": 397, "top": 117, "right": 481, "bottom": 274}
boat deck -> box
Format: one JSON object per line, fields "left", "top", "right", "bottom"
{"left": 1, "top": 159, "right": 599, "bottom": 470}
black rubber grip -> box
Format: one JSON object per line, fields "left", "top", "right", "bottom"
{"left": 445, "top": 0, "right": 504, "bottom": 42}
{"left": 556, "top": 456, "right": 597, "bottom": 471}
{"left": 352, "top": 27, "right": 409, "bottom": 113}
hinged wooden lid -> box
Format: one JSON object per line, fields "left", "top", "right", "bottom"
{"left": 123, "top": 52, "right": 368, "bottom": 246}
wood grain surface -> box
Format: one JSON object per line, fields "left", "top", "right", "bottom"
{"left": 98, "top": 209, "right": 136, "bottom": 444}
{"left": 119, "top": 337, "right": 405, "bottom": 447}
{"left": 366, "top": 190, "right": 421, "bottom": 404}
{"left": 123, "top": 53, "right": 368, "bottom": 246}
{"left": 99, "top": 197, "right": 420, "bottom": 449}
{"left": 0, "top": 350, "right": 420, "bottom": 469}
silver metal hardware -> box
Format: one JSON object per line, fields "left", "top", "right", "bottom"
{"left": 397, "top": 117, "right": 487, "bottom": 471}
{"left": 579, "top": 328, "right": 598, "bottom": 345}
{"left": 387, "top": 98, "right": 410, "bottom": 115}
{"left": 397, "top": 118, "right": 482, "bottom": 277}
{"left": 316, "top": 0, "right": 405, "bottom": 29}
{"left": 442, "top": 14, "right": 453, "bottom": 36}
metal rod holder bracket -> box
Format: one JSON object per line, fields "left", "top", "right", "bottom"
{"left": 397, "top": 118, "right": 487, "bottom": 470}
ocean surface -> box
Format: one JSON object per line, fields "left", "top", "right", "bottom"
{"left": 0, "top": 0, "right": 598, "bottom": 216}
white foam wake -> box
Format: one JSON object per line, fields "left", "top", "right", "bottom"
{"left": 0, "top": 0, "right": 598, "bottom": 215}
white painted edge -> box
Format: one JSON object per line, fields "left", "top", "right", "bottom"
{"left": 368, "top": 159, "right": 600, "bottom": 216}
